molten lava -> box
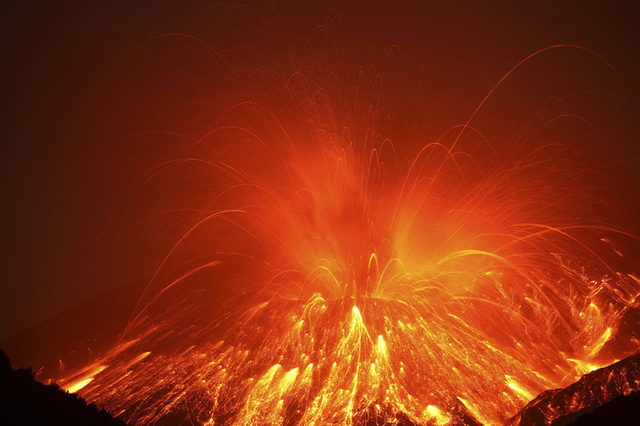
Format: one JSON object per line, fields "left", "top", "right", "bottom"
{"left": 48, "top": 6, "right": 640, "bottom": 426}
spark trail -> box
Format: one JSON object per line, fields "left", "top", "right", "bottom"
{"left": 56, "top": 7, "right": 640, "bottom": 426}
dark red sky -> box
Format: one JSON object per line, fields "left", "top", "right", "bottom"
{"left": 1, "top": 0, "right": 639, "bottom": 341}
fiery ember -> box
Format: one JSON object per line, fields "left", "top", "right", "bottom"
{"left": 41, "top": 5, "right": 640, "bottom": 426}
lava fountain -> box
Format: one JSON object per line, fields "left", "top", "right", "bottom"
{"left": 52, "top": 6, "right": 640, "bottom": 426}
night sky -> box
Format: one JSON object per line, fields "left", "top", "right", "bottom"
{"left": 1, "top": 0, "right": 640, "bottom": 342}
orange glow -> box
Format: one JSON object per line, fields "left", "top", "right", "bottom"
{"left": 62, "top": 364, "right": 108, "bottom": 394}
{"left": 35, "top": 5, "right": 640, "bottom": 426}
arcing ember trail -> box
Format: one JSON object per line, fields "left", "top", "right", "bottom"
{"left": 47, "top": 7, "right": 640, "bottom": 426}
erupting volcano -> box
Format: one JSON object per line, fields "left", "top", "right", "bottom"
{"left": 3, "top": 2, "right": 640, "bottom": 426}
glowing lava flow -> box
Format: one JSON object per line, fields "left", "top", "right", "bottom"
{"left": 55, "top": 11, "right": 640, "bottom": 426}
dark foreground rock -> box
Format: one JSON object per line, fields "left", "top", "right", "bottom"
{"left": 558, "top": 390, "right": 640, "bottom": 425}
{"left": 0, "top": 347, "right": 126, "bottom": 426}
{"left": 507, "top": 350, "right": 640, "bottom": 426}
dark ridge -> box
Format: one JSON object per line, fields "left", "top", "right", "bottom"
{"left": 0, "top": 347, "right": 126, "bottom": 426}
{"left": 507, "top": 349, "right": 640, "bottom": 426}
{"left": 1, "top": 279, "right": 147, "bottom": 383}
{"left": 557, "top": 391, "right": 640, "bottom": 426}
